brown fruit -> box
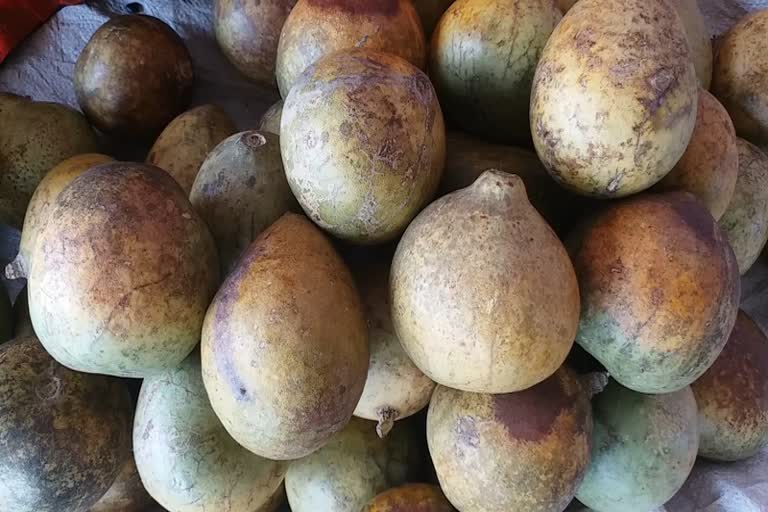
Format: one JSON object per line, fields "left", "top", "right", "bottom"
{"left": 656, "top": 89, "right": 738, "bottom": 220}
{"left": 214, "top": 0, "right": 298, "bottom": 87}
{"left": 88, "top": 456, "right": 157, "bottom": 512}
{"left": 427, "top": 368, "right": 592, "bottom": 512}
{"left": 74, "top": 15, "right": 194, "bottom": 139}
{"left": 276, "top": 0, "right": 427, "bottom": 96}
{"left": 391, "top": 170, "right": 579, "bottom": 393}
{"left": 363, "top": 484, "right": 456, "bottom": 511}
{"left": 201, "top": 213, "right": 368, "bottom": 460}
{"left": 570, "top": 192, "right": 740, "bottom": 393}
{"left": 692, "top": 311, "right": 768, "bottom": 461}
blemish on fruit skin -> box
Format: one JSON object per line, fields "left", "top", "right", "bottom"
{"left": 305, "top": 0, "right": 400, "bottom": 16}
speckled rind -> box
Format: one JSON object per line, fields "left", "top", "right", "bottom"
{"left": 718, "top": 138, "right": 768, "bottom": 274}
{"left": 712, "top": 9, "right": 768, "bottom": 147}
{"left": 214, "top": 0, "right": 297, "bottom": 87}
{"left": 670, "top": 0, "right": 713, "bottom": 89}
{"left": 0, "top": 337, "right": 132, "bottom": 512}
{"left": 426, "top": 368, "right": 592, "bottom": 512}
{"left": 88, "top": 456, "right": 157, "bottom": 512}
{"left": 430, "top": 0, "right": 561, "bottom": 143}
{"left": 200, "top": 213, "right": 369, "bottom": 460}
{"left": 285, "top": 418, "right": 412, "bottom": 512}
{"left": 570, "top": 192, "right": 740, "bottom": 393}
{"left": 146, "top": 104, "right": 236, "bottom": 195}
{"left": 281, "top": 49, "right": 445, "bottom": 244}
{"left": 656, "top": 89, "right": 738, "bottom": 220}
{"left": 133, "top": 353, "right": 288, "bottom": 512}
{"left": 190, "top": 131, "right": 299, "bottom": 273}
{"left": 28, "top": 163, "right": 219, "bottom": 378}
{"left": 692, "top": 311, "right": 768, "bottom": 461}
{"left": 530, "top": 0, "right": 698, "bottom": 197}
{"left": 276, "top": 0, "right": 427, "bottom": 97}
{"left": 74, "top": 15, "right": 194, "bottom": 139}
{"left": 363, "top": 483, "right": 456, "bottom": 511}
{"left": 391, "top": 170, "right": 579, "bottom": 393}
{"left": 259, "top": 101, "right": 284, "bottom": 134}
{"left": 575, "top": 382, "right": 699, "bottom": 512}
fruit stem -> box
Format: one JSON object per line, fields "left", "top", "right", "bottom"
{"left": 581, "top": 371, "right": 610, "bottom": 398}
{"left": 375, "top": 406, "right": 398, "bottom": 438}
{"left": 5, "top": 253, "right": 27, "bottom": 280}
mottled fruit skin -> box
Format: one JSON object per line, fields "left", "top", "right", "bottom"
{"left": 427, "top": 368, "right": 592, "bottom": 512}
{"left": 286, "top": 418, "right": 412, "bottom": 512}
{"left": 259, "top": 100, "right": 283, "bottom": 134}
{"left": 276, "top": 0, "right": 427, "bottom": 97}
{"left": 28, "top": 163, "right": 219, "bottom": 378}
{"left": 656, "top": 89, "right": 738, "bottom": 220}
{"left": 391, "top": 170, "right": 579, "bottom": 393}
{"left": 712, "top": 10, "right": 768, "bottom": 147}
{"left": 88, "top": 456, "right": 157, "bottom": 512}
{"left": 0, "top": 337, "right": 132, "bottom": 512}
{"left": 0, "top": 97, "right": 99, "bottom": 225}
{"left": 570, "top": 192, "right": 740, "bottom": 393}
{"left": 215, "top": 0, "right": 298, "bottom": 87}
{"left": 352, "top": 258, "right": 436, "bottom": 437}
{"left": 146, "top": 104, "right": 236, "bottom": 195}
{"left": 431, "top": 0, "right": 561, "bottom": 143}
{"left": 692, "top": 311, "right": 768, "bottom": 461}
{"left": 134, "top": 353, "right": 288, "bottom": 512}
{"left": 670, "top": 0, "right": 713, "bottom": 89}
{"left": 190, "top": 131, "right": 299, "bottom": 273}
{"left": 281, "top": 49, "right": 445, "bottom": 244}
{"left": 363, "top": 484, "right": 456, "bottom": 511}
{"left": 201, "top": 214, "right": 369, "bottom": 460}
{"left": 576, "top": 381, "right": 699, "bottom": 512}
{"left": 412, "top": 0, "right": 455, "bottom": 35}
{"left": 555, "top": 0, "right": 578, "bottom": 12}
{"left": 74, "top": 15, "right": 194, "bottom": 139}
{"left": 530, "top": 0, "right": 698, "bottom": 197}
{"left": 718, "top": 139, "right": 768, "bottom": 274}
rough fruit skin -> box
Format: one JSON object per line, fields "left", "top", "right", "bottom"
{"left": 74, "top": 15, "right": 194, "bottom": 139}
{"left": 275, "top": 0, "right": 426, "bottom": 97}
{"left": 214, "top": 0, "right": 298, "bottom": 87}
{"left": 0, "top": 337, "right": 132, "bottom": 512}
{"left": 570, "top": 192, "right": 740, "bottom": 393}
{"left": 201, "top": 213, "right": 369, "bottom": 460}
{"left": 285, "top": 418, "right": 411, "bottom": 512}
{"left": 430, "top": 0, "right": 561, "bottom": 143}
{"left": 712, "top": 10, "right": 768, "bottom": 147}
{"left": 28, "top": 163, "right": 219, "bottom": 378}
{"left": 146, "top": 104, "right": 236, "bottom": 195}
{"left": 134, "top": 353, "right": 288, "bottom": 512}
{"left": 656, "top": 89, "right": 738, "bottom": 220}
{"left": 259, "top": 100, "right": 283, "bottom": 134}
{"left": 281, "top": 49, "right": 445, "bottom": 244}
{"left": 576, "top": 382, "right": 699, "bottom": 512}
{"left": 88, "top": 456, "right": 157, "bottom": 512}
{"left": 530, "top": 0, "right": 698, "bottom": 198}
{"left": 391, "top": 170, "right": 579, "bottom": 393}
{"left": 669, "top": 0, "right": 713, "bottom": 89}
{"left": 692, "top": 311, "right": 768, "bottom": 461}
{"left": 363, "top": 484, "right": 456, "bottom": 511}
{"left": 427, "top": 368, "right": 592, "bottom": 512}
{"left": 718, "top": 139, "right": 768, "bottom": 274}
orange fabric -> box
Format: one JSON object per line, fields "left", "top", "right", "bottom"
{"left": 0, "top": 0, "right": 82, "bottom": 63}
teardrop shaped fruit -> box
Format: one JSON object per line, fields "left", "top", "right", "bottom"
{"left": 201, "top": 213, "right": 369, "bottom": 460}
{"left": 570, "top": 192, "right": 740, "bottom": 393}
{"left": 276, "top": 0, "right": 426, "bottom": 97}
{"left": 530, "top": 0, "right": 698, "bottom": 197}
{"left": 363, "top": 484, "right": 456, "bottom": 512}
{"left": 427, "top": 368, "right": 592, "bottom": 512}
{"left": 0, "top": 336, "right": 133, "bottom": 512}
{"left": 28, "top": 163, "right": 219, "bottom": 377}
{"left": 352, "top": 257, "right": 435, "bottom": 437}
{"left": 259, "top": 100, "right": 283, "bottom": 134}
{"left": 692, "top": 310, "right": 768, "bottom": 461}
{"left": 391, "top": 170, "right": 579, "bottom": 393}
{"left": 281, "top": 49, "right": 445, "bottom": 244}
{"left": 718, "top": 139, "right": 768, "bottom": 274}
{"left": 134, "top": 352, "right": 288, "bottom": 512}
{"left": 146, "top": 104, "right": 236, "bottom": 195}
{"left": 190, "top": 131, "right": 298, "bottom": 273}
{"left": 576, "top": 381, "right": 699, "bottom": 512}
{"left": 285, "top": 418, "right": 413, "bottom": 512}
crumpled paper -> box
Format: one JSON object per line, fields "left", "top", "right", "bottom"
{"left": 1, "top": 1, "right": 767, "bottom": 511}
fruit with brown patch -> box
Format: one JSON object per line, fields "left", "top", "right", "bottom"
{"left": 28, "top": 163, "right": 219, "bottom": 378}
{"left": 281, "top": 49, "right": 445, "bottom": 244}
{"left": 88, "top": 455, "right": 157, "bottom": 512}
{"left": 276, "top": 0, "right": 426, "bottom": 96}
{"left": 201, "top": 213, "right": 368, "bottom": 460}
{"left": 259, "top": 100, "right": 283, "bottom": 134}
{"left": 74, "top": 15, "right": 194, "bottom": 140}
{"left": 363, "top": 484, "right": 456, "bottom": 512}
{"left": 391, "top": 170, "right": 579, "bottom": 393}
{"left": 427, "top": 368, "right": 592, "bottom": 512}
{"left": 530, "top": 0, "right": 698, "bottom": 197}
